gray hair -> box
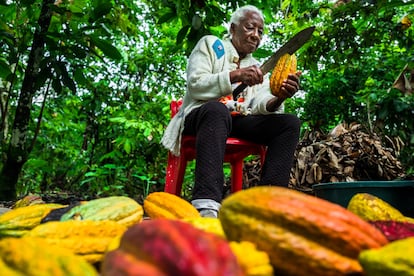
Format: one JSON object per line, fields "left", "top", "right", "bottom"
{"left": 229, "top": 5, "right": 264, "bottom": 26}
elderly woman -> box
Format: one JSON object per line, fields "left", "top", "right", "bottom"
{"left": 161, "top": 5, "right": 301, "bottom": 217}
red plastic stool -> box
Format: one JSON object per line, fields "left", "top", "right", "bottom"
{"left": 164, "top": 99, "right": 266, "bottom": 196}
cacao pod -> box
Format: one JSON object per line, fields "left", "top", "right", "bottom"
{"left": 229, "top": 241, "right": 274, "bottom": 276}
{"left": 25, "top": 220, "right": 127, "bottom": 263}
{"left": 12, "top": 194, "right": 44, "bottom": 208}
{"left": 181, "top": 217, "right": 225, "bottom": 237}
{"left": 102, "top": 250, "right": 167, "bottom": 276}
{"left": 144, "top": 192, "right": 200, "bottom": 219}
{"left": 0, "top": 203, "right": 66, "bottom": 237}
{"left": 347, "top": 193, "right": 414, "bottom": 223}
{"left": 0, "top": 237, "right": 98, "bottom": 275}
{"left": 269, "top": 53, "right": 297, "bottom": 97}
{"left": 369, "top": 220, "right": 414, "bottom": 242}
{"left": 101, "top": 219, "right": 244, "bottom": 276}
{"left": 359, "top": 237, "right": 414, "bottom": 276}
{"left": 59, "top": 196, "right": 143, "bottom": 227}
{"left": 219, "top": 186, "right": 388, "bottom": 276}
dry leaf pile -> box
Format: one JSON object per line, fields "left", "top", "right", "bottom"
{"left": 289, "top": 122, "right": 406, "bottom": 192}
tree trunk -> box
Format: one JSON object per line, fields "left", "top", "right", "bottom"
{"left": 0, "top": 0, "right": 54, "bottom": 200}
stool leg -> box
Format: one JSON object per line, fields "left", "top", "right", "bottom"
{"left": 260, "top": 146, "right": 267, "bottom": 166}
{"left": 165, "top": 152, "right": 178, "bottom": 194}
{"left": 231, "top": 159, "right": 244, "bottom": 193}
{"left": 165, "top": 152, "right": 186, "bottom": 196}
{"left": 175, "top": 158, "right": 186, "bottom": 196}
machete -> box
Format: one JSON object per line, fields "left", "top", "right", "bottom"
{"left": 232, "top": 26, "right": 315, "bottom": 100}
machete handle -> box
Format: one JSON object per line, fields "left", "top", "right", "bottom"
{"left": 232, "top": 83, "right": 247, "bottom": 99}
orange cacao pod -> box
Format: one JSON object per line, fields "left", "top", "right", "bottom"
{"left": 219, "top": 186, "right": 388, "bottom": 276}
{"left": 143, "top": 192, "right": 200, "bottom": 219}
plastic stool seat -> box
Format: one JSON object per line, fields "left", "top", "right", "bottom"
{"left": 164, "top": 99, "right": 266, "bottom": 196}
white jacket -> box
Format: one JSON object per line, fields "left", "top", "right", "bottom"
{"left": 161, "top": 35, "right": 284, "bottom": 156}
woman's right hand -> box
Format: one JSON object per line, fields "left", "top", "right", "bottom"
{"left": 230, "top": 65, "right": 263, "bottom": 86}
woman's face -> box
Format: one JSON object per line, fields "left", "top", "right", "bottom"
{"left": 230, "top": 11, "right": 264, "bottom": 59}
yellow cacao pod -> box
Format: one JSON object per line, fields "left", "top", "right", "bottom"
{"left": 0, "top": 237, "right": 98, "bottom": 275}
{"left": 347, "top": 193, "right": 414, "bottom": 223}
{"left": 269, "top": 53, "right": 297, "bottom": 97}
{"left": 229, "top": 241, "right": 274, "bottom": 276}
{"left": 25, "top": 220, "right": 127, "bottom": 263}
{"left": 0, "top": 203, "right": 66, "bottom": 237}
{"left": 181, "top": 217, "right": 225, "bottom": 238}
{"left": 144, "top": 192, "right": 200, "bottom": 219}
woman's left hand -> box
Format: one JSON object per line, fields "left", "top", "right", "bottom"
{"left": 279, "top": 72, "right": 301, "bottom": 99}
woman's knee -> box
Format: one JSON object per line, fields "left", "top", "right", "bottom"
{"left": 199, "top": 101, "right": 231, "bottom": 122}
{"left": 287, "top": 114, "right": 301, "bottom": 131}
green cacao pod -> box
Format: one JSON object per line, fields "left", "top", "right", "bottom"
{"left": 359, "top": 236, "right": 414, "bottom": 276}
{"left": 60, "top": 196, "right": 143, "bottom": 227}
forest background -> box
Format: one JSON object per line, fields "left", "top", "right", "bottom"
{"left": 0, "top": 0, "right": 413, "bottom": 201}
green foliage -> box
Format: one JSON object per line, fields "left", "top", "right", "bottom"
{"left": 0, "top": 0, "right": 187, "bottom": 200}
{"left": 0, "top": 0, "right": 412, "bottom": 200}
{"left": 297, "top": 0, "right": 413, "bottom": 172}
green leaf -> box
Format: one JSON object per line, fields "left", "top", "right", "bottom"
{"left": 21, "top": 0, "right": 36, "bottom": 6}
{"left": 53, "top": 61, "right": 76, "bottom": 92}
{"left": 158, "top": 10, "right": 176, "bottom": 24}
{"left": 52, "top": 78, "right": 62, "bottom": 94}
{"left": 0, "top": 59, "right": 11, "bottom": 79}
{"left": 57, "top": 63, "right": 76, "bottom": 92}
{"left": 70, "top": 45, "right": 88, "bottom": 59}
{"left": 124, "top": 139, "right": 131, "bottom": 154}
{"left": 176, "top": 25, "right": 191, "bottom": 45}
{"left": 90, "top": 35, "right": 123, "bottom": 60}
{"left": 109, "top": 117, "right": 127, "bottom": 123}
{"left": 74, "top": 68, "right": 87, "bottom": 86}
{"left": 90, "top": 0, "right": 113, "bottom": 23}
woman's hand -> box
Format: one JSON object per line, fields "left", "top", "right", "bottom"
{"left": 230, "top": 65, "right": 263, "bottom": 86}
{"left": 279, "top": 72, "right": 301, "bottom": 99}
{"left": 266, "top": 72, "right": 301, "bottom": 112}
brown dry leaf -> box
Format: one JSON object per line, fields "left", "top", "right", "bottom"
{"left": 289, "top": 122, "right": 406, "bottom": 190}
{"left": 327, "top": 148, "right": 340, "bottom": 170}
{"left": 392, "top": 64, "right": 413, "bottom": 95}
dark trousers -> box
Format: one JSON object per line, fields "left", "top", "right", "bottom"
{"left": 183, "top": 101, "right": 300, "bottom": 202}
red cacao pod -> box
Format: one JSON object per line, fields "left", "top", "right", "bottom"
{"left": 101, "top": 219, "right": 244, "bottom": 276}
{"left": 102, "top": 250, "right": 167, "bottom": 276}
{"left": 369, "top": 220, "right": 414, "bottom": 241}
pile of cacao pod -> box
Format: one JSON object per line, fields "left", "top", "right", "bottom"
{"left": 1, "top": 188, "right": 414, "bottom": 276}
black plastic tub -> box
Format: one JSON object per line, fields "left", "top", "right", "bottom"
{"left": 312, "top": 180, "right": 414, "bottom": 217}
